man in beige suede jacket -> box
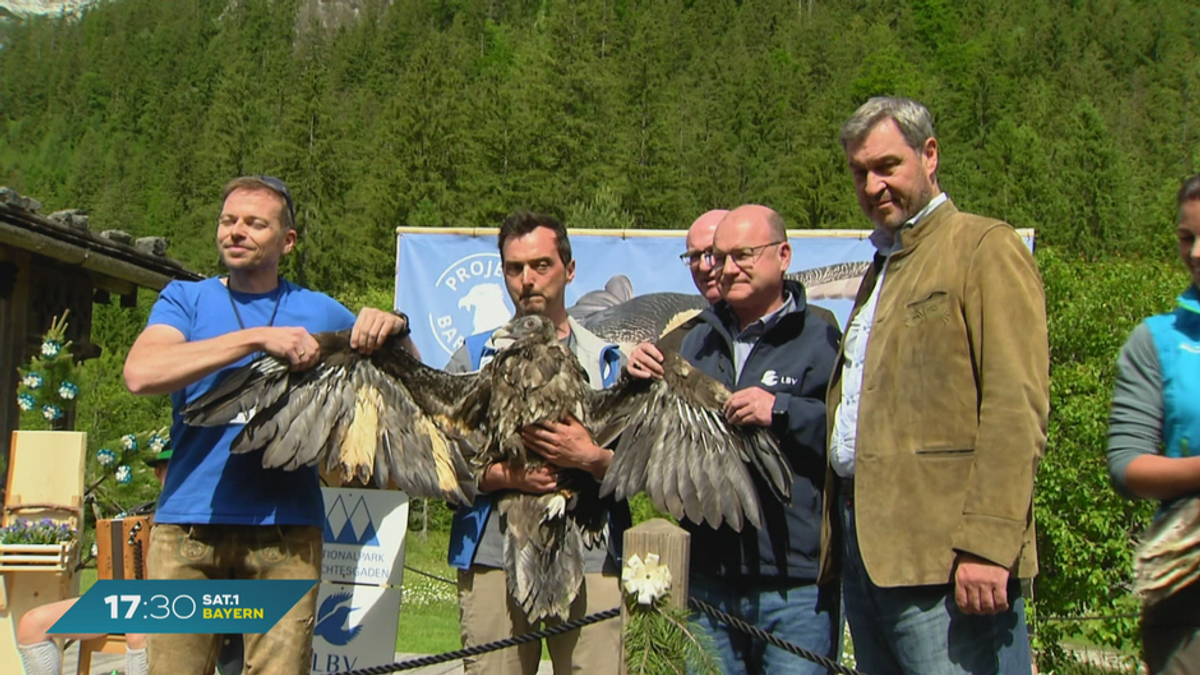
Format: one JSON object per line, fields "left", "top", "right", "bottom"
{"left": 819, "top": 96, "right": 1049, "bottom": 675}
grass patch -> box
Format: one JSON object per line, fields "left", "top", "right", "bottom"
{"left": 394, "top": 530, "right": 554, "bottom": 660}
{"left": 395, "top": 530, "right": 462, "bottom": 656}
{"left": 80, "top": 567, "right": 97, "bottom": 593}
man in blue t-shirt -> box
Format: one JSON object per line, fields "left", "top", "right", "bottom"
{"left": 123, "top": 176, "right": 415, "bottom": 675}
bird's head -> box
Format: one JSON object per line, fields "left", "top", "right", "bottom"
{"left": 491, "top": 314, "right": 556, "bottom": 350}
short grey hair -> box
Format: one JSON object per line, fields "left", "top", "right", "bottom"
{"left": 839, "top": 97, "right": 936, "bottom": 152}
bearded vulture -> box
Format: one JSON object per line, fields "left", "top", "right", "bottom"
{"left": 182, "top": 314, "right": 792, "bottom": 622}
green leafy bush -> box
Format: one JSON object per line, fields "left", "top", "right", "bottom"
{"left": 1032, "top": 247, "right": 1184, "bottom": 665}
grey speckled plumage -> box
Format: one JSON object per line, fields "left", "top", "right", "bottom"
{"left": 1135, "top": 496, "right": 1200, "bottom": 606}
{"left": 182, "top": 314, "right": 793, "bottom": 623}
{"left": 456, "top": 315, "right": 608, "bottom": 622}
{"left": 788, "top": 261, "right": 871, "bottom": 289}
{"left": 590, "top": 351, "right": 791, "bottom": 532}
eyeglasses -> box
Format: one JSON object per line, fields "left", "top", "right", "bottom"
{"left": 256, "top": 175, "right": 296, "bottom": 226}
{"left": 705, "top": 242, "right": 784, "bottom": 269}
{"left": 679, "top": 249, "right": 711, "bottom": 267}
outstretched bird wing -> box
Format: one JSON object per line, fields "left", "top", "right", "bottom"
{"left": 181, "top": 331, "right": 481, "bottom": 505}
{"left": 588, "top": 350, "right": 792, "bottom": 533}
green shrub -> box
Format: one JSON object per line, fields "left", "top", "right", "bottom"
{"left": 1032, "top": 247, "right": 1184, "bottom": 663}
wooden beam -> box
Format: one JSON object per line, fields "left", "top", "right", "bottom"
{"left": 87, "top": 271, "right": 137, "bottom": 297}
{"left": 0, "top": 250, "right": 30, "bottom": 470}
{"left": 0, "top": 220, "right": 177, "bottom": 291}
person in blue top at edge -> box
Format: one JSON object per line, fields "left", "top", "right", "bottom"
{"left": 444, "top": 211, "right": 628, "bottom": 675}
{"left": 123, "top": 176, "right": 417, "bottom": 675}
{"left": 1106, "top": 174, "right": 1200, "bottom": 674}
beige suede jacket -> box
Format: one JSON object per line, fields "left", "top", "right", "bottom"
{"left": 818, "top": 200, "right": 1049, "bottom": 588}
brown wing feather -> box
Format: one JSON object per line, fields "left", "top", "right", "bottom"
{"left": 182, "top": 331, "right": 481, "bottom": 505}
{"left": 591, "top": 350, "right": 792, "bottom": 532}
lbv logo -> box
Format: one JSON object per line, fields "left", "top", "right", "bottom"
{"left": 314, "top": 592, "right": 363, "bottom": 647}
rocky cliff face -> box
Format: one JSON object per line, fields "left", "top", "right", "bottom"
{"left": 295, "top": 0, "right": 390, "bottom": 33}
{"left": 1, "top": 0, "right": 386, "bottom": 32}
{"left": 0, "top": 0, "right": 96, "bottom": 15}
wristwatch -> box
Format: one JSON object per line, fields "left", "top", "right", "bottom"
{"left": 392, "top": 311, "right": 412, "bottom": 340}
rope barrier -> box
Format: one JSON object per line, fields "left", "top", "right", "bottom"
{"left": 363, "top": 564, "right": 865, "bottom": 674}
{"left": 1038, "top": 613, "right": 1141, "bottom": 622}
{"left": 327, "top": 606, "right": 621, "bottom": 675}
{"left": 384, "top": 563, "right": 1147, "bottom": 673}
{"left": 402, "top": 564, "right": 456, "bottom": 586}
{"left": 687, "top": 597, "right": 866, "bottom": 675}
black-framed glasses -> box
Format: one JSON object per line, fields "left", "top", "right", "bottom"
{"left": 705, "top": 241, "right": 784, "bottom": 269}
{"left": 679, "top": 249, "right": 711, "bottom": 267}
{"left": 257, "top": 175, "right": 295, "bottom": 226}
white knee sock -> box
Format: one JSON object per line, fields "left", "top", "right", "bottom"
{"left": 17, "top": 640, "right": 60, "bottom": 675}
{"left": 126, "top": 647, "right": 149, "bottom": 675}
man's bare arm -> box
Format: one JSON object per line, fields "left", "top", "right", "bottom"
{"left": 123, "top": 324, "right": 319, "bottom": 396}
{"left": 479, "top": 463, "right": 558, "bottom": 493}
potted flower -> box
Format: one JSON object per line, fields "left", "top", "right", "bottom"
{"left": 0, "top": 518, "right": 79, "bottom": 573}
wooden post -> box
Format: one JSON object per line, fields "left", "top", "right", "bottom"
{"left": 620, "top": 518, "right": 690, "bottom": 674}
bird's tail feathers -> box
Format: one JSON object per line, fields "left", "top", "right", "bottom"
{"left": 500, "top": 493, "right": 586, "bottom": 622}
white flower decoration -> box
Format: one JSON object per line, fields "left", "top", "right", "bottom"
{"left": 41, "top": 340, "right": 61, "bottom": 358}
{"left": 90, "top": 542, "right": 98, "bottom": 558}
{"left": 21, "top": 373, "right": 43, "bottom": 389}
{"left": 622, "top": 553, "right": 672, "bottom": 606}
{"left": 96, "top": 448, "right": 117, "bottom": 466}
{"left": 115, "top": 465, "right": 132, "bottom": 484}
{"left": 121, "top": 434, "right": 137, "bottom": 451}
{"left": 148, "top": 435, "right": 166, "bottom": 452}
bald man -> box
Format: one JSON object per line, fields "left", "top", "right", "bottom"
{"left": 628, "top": 205, "right": 842, "bottom": 675}
{"left": 654, "top": 210, "right": 730, "bottom": 353}
{"left": 681, "top": 209, "right": 728, "bottom": 303}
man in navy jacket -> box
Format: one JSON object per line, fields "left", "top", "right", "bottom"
{"left": 628, "top": 204, "right": 842, "bottom": 674}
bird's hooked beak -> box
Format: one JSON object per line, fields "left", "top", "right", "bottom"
{"left": 490, "top": 325, "right": 519, "bottom": 352}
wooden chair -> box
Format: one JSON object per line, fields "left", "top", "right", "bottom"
{"left": 75, "top": 633, "right": 127, "bottom": 674}
{"left": 0, "top": 431, "right": 86, "bottom": 674}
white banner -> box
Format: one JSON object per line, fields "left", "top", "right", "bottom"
{"left": 394, "top": 227, "right": 1036, "bottom": 369}
{"left": 309, "top": 583, "right": 403, "bottom": 674}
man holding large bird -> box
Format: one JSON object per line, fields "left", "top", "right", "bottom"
{"left": 180, "top": 208, "right": 802, "bottom": 675}
{"left": 444, "top": 211, "right": 627, "bottom": 674}
{"left": 123, "top": 175, "right": 415, "bottom": 675}
{"left": 627, "top": 204, "right": 843, "bottom": 674}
